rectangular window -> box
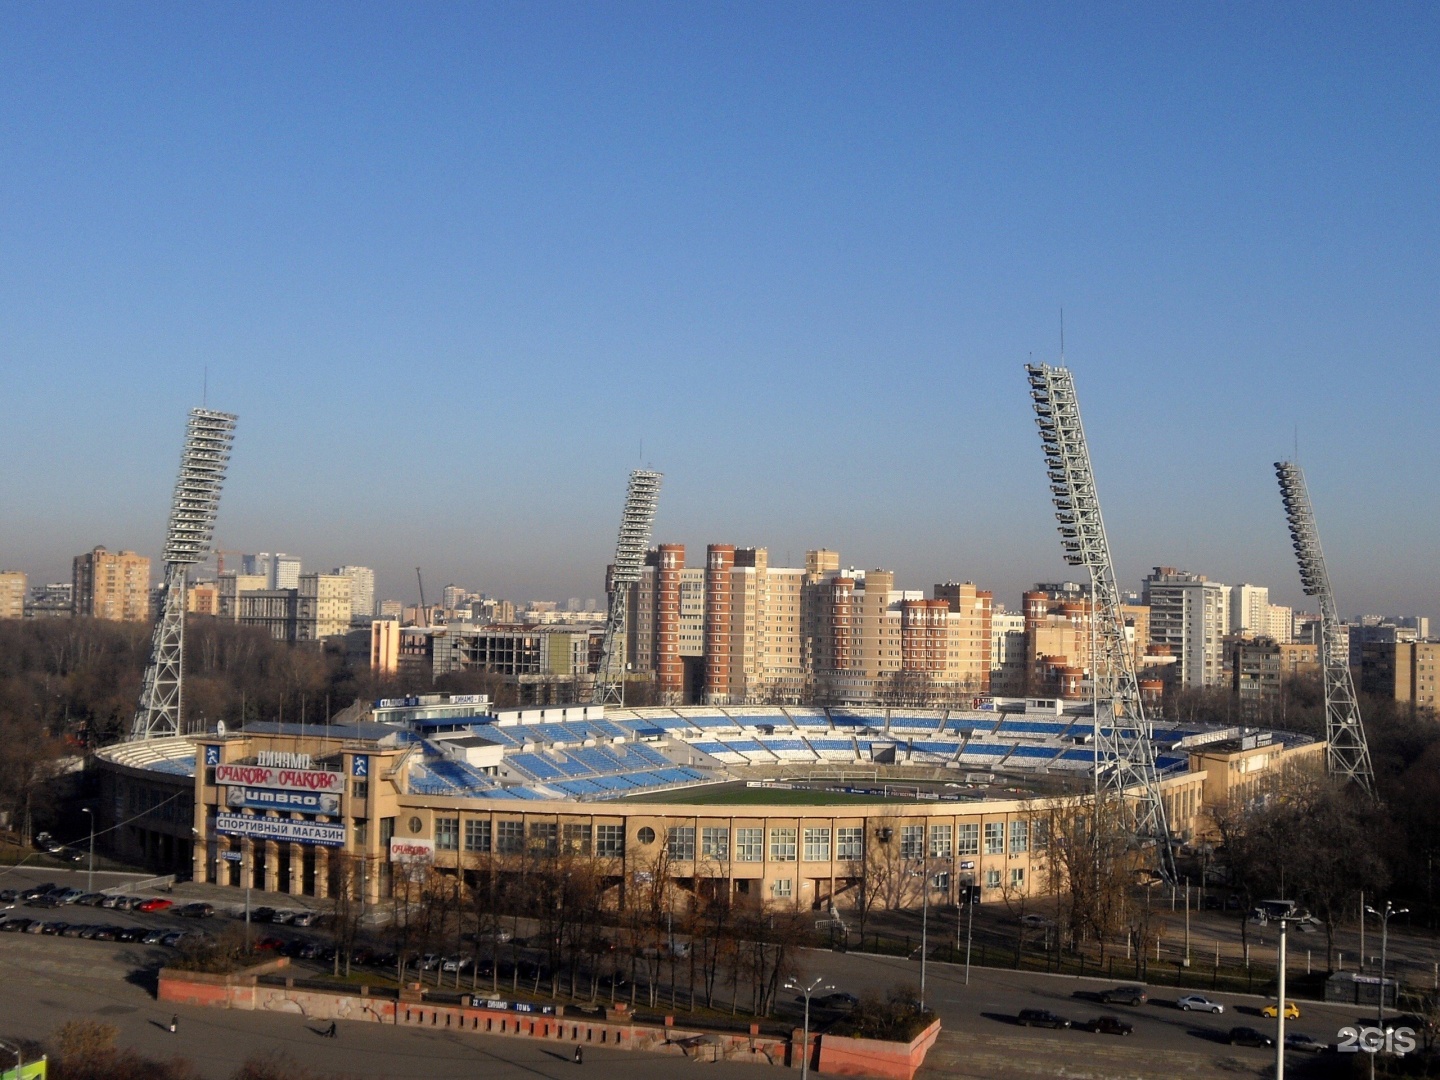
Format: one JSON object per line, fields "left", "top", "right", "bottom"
{"left": 529, "top": 822, "right": 557, "bottom": 854}
{"left": 353, "top": 819, "right": 368, "bottom": 847}
{"left": 1031, "top": 817, "right": 1049, "bottom": 852}
{"left": 984, "top": 821, "right": 1005, "bottom": 855}
{"left": 667, "top": 826, "right": 696, "bottom": 861}
{"left": 563, "top": 823, "right": 591, "bottom": 855}
{"left": 595, "top": 824, "right": 624, "bottom": 858}
{"left": 837, "top": 827, "right": 863, "bottom": 862}
{"left": 435, "top": 816, "right": 459, "bottom": 851}
{"left": 1009, "top": 820, "right": 1029, "bottom": 855}
{"left": 929, "top": 824, "right": 953, "bottom": 860}
{"left": 380, "top": 817, "right": 395, "bottom": 846}
{"left": 769, "top": 827, "right": 797, "bottom": 862}
{"left": 496, "top": 820, "right": 524, "bottom": 854}
{"left": 1010, "top": 867, "right": 1025, "bottom": 888}
{"left": 735, "top": 827, "right": 764, "bottom": 862}
{"left": 701, "top": 826, "right": 729, "bottom": 861}
{"left": 465, "top": 819, "right": 491, "bottom": 853}
{"left": 351, "top": 780, "right": 369, "bottom": 802}
{"left": 932, "top": 870, "right": 950, "bottom": 891}
{"left": 957, "top": 823, "right": 979, "bottom": 856}
{"left": 984, "top": 868, "right": 1001, "bottom": 890}
{"left": 802, "top": 827, "right": 831, "bottom": 862}
{"left": 771, "top": 878, "right": 793, "bottom": 898}
{"left": 900, "top": 825, "right": 924, "bottom": 859}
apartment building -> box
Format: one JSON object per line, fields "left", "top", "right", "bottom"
{"left": 1361, "top": 640, "right": 1440, "bottom": 712}
{"left": 1143, "top": 567, "right": 1230, "bottom": 689}
{"left": 989, "top": 611, "right": 1027, "bottom": 696}
{"left": 334, "top": 566, "right": 376, "bottom": 623}
{"left": 1230, "top": 584, "right": 1269, "bottom": 635}
{"left": 297, "top": 573, "right": 353, "bottom": 640}
{"left": 0, "top": 571, "right": 25, "bottom": 620}
{"left": 186, "top": 581, "right": 220, "bottom": 616}
{"left": 72, "top": 546, "right": 151, "bottom": 622}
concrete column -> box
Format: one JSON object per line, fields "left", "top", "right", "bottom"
{"left": 192, "top": 836, "right": 208, "bottom": 883}
{"left": 314, "top": 846, "right": 329, "bottom": 900}
{"left": 264, "top": 841, "right": 280, "bottom": 893}
{"left": 289, "top": 843, "right": 305, "bottom": 896}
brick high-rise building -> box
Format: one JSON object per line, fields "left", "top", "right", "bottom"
{"left": 72, "top": 547, "right": 151, "bottom": 622}
{"left": 0, "top": 571, "right": 25, "bottom": 620}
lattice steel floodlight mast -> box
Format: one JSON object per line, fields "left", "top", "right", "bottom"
{"left": 1026, "top": 364, "right": 1176, "bottom": 881}
{"left": 130, "top": 408, "right": 237, "bottom": 740}
{"left": 1274, "top": 461, "right": 1375, "bottom": 795}
{"left": 593, "top": 469, "right": 662, "bottom": 706}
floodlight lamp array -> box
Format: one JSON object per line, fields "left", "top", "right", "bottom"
{"left": 1275, "top": 462, "right": 1325, "bottom": 597}
{"left": 163, "top": 409, "right": 237, "bottom": 566}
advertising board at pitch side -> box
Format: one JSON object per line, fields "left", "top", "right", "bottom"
{"left": 214, "top": 763, "right": 345, "bottom": 793}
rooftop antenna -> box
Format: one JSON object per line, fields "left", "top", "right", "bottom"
{"left": 1060, "top": 307, "right": 1065, "bottom": 361}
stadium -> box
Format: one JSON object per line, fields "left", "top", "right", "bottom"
{"left": 93, "top": 695, "right": 1320, "bottom": 910}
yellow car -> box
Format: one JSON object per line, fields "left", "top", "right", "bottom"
{"left": 1261, "top": 1001, "right": 1301, "bottom": 1020}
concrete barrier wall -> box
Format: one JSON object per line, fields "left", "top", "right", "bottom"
{"left": 816, "top": 1020, "right": 942, "bottom": 1080}
{"left": 158, "top": 969, "right": 938, "bottom": 1079}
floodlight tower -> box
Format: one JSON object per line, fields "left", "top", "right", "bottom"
{"left": 1274, "top": 461, "right": 1374, "bottom": 794}
{"left": 593, "top": 469, "right": 663, "bottom": 706}
{"left": 130, "top": 408, "right": 238, "bottom": 740}
{"left": 1026, "top": 364, "right": 1175, "bottom": 880}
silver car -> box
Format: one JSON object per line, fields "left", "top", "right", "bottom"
{"left": 1177, "top": 994, "right": 1224, "bottom": 1014}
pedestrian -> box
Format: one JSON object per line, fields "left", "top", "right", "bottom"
{"left": 573, "top": 1045, "right": 583, "bottom": 1065}
{"left": 169, "top": 1014, "right": 178, "bottom": 1034}
{"left": 327, "top": 1021, "right": 337, "bottom": 1039}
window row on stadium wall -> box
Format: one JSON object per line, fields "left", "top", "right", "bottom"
{"left": 417, "top": 813, "right": 1040, "bottom": 862}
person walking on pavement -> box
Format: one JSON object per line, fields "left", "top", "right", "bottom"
{"left": 573, "top": 1046, "right": 583, "bottom": 1065}
{"left": 169, "top": 1014, "right": 178, "bottom": 1034}
{"left": 326, "top": 1021, "right": 337, "bottom": 1039}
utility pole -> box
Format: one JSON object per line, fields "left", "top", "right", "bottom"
{"left": 784, "top": 975, "right": 833, "bottom": 1080}
{"left": 82, "top": 807, "right": 95, "bottom": 895}
{"left": 1275, "top": 914, "right": 1290, "bottom": 1080}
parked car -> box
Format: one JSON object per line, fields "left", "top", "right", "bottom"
{"left": 137, "top": 898, "right": 174, "bottom": 914}
{"left": 25, "top": 895, "right": 61, "bottom": 909}
{"left": 1177, "top": 994, "right": 1224, "bottom": 1014}
{"left": 1261, "top": 1001, "right": 1300, "bottom": 1020}
{"left": 91, "top": 926, "right": 120, "bottom": 941}
{"left": 254, "top": 936, "right": 286, "bottom": 952}
{"left": 250, "top": 907, "right": 277, "bottom": 924}
{"left": 819, "top": 992, "right": 860, "bottom": 1010}
{"left": 177, "top": 902, "right": 214, "bottom": 919}
{"left": 57, "top": 889, "right": 84, "bottom": 904}
{"left": 1, "top": 918, "right": 30, "bottom": 933}
{"left": 271, "top": 910, "right": 297, "bottom": 925}
{"left": 61, "top": 923, "right": 88, "bottom": 937}
{"left": 291, "top": 911, "right": 317, "bottom": 927}
{"left": 1284, "top": 1033, "right": 1328, "bottom": 1053}
{"left": 160, "top": 931, "right": 188, "bottom": 948}
{"left": 1229, "top": 1027, "right": 1275, "bottom": 1048}
{"left": 0, "top": 889, "right": 17, "bottom": 904}
{"left": 1019, "top": 914, "right": 1052, "bottom": 928}
{"left": 78, "top": 925, "right": 103, "bottom": 939}
{"left": 113, "top": 896, "right": 142, "bottom": 911}
{"left": 98, "top": 895, "right": 122, "bottom": 909}
{"left": 76, "top": 893, "right": 106, "bottom": 906}
{"left": 1017, "top": 1009, "right": 1071, "bottom": 1029}
{"left": 40, "top": 921, "right": 67, "bottom": 935}
{"left": 1088, "top": 1016, "right": 1133, "bottom": 1036}
{"left": 22, "top": 919, "right": 46, "bottom": 934}
{"left": 142, "top": 929, "right": 168, "bottom": 944}
{"left": 1100, "top": 986, "right": 1147, "bottom": 1006}
{"left": 441, "top": 956, "right": 473, "bottom": 974}
{"left": 19, "top": 884, "right": 57, "bottom": 901}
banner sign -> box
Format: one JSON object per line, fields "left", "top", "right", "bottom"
{"left": 215, "top": 763, "right": 345, "bottom": 793}
{"left": 226, "top": 787, "right": 340, "bottom": 815}
{"left": 389, "top": 838, "right": 435, "bottom": 863}
{"left": 215, "top": 813, "right": 346, "bottom": 847}
{"left": 257, "top": 750, "right": 313, "bottom": 769}
{"left": 461, "top": 997, "right": 555, "bottom": 1014}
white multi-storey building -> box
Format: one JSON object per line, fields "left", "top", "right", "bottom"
{"left": 1229, "top": 584, "right": 1269, "bottom": 635}
{"left": 271, "top": 554, "right": 302, "bottom": 591}
{"left": 334, "top": 565, "right": 376, "bottom": 623}
{"left": 1144, "top": 567, "right": 1230, "bottom": 689}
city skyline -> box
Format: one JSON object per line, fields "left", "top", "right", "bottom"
{"left": 1, "top": 5, "right": 1436, "bottom": 617}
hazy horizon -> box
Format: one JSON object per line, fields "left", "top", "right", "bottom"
{"left": 2, "top": 5, "right": 1436, "bottom": 622}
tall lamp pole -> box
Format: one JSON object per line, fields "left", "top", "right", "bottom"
{"left": 81, "top": 807, "right": 95, "bottom": 895}
{"left": 784, "top": 975, "right": 833, "bottom": 1080}
{"left": 1366, "top": 901, "right": 1408, "bottom": 1031}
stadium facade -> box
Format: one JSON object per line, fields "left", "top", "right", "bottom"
{"left": 93, "top": 697, "right": 1320, "bottom": 908}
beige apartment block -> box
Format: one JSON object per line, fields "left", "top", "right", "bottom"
{"left": 0, "top": 570, "right": 25, "bottom": 619}
{"left": 186, "top": 581, "right": 220, "bottom": 616}
{"left": 72, "top": 546, "right": 151, "bottom": 621}
{"left": 298, "top": 573, "right": 353, "bottom": 640}
{"left": 1362, "top": 640, "right": 1440, "bottom": 711}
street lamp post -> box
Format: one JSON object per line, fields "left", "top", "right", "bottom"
{"left": 1275, "top": 912, "right": 1291, "bottom": 1080}
{"left": 81, "top": 807, "right": 95, "bottom": 895}
{"left": 1366, "top": 901, "right": 1408, "bottom": 1031}
{"left": 785, "top": 975, "right": 833, "bottom": 1080}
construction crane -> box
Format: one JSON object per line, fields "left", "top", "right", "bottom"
{"left": 593, "top": 470, "right": 663, "bottom": 705}
{"left": 416, "top": 567, "right": 429, "bottom": 628}
{"left": 1274, "top": 461, "right": 1375, "bottom": 795}
{"left": 1026, "top": 363, "right": 1175, "bottom": 881}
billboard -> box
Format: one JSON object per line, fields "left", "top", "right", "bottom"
{"left": 225, "top": 787, "right": 340, "bottom": 815}
{"left": 215, "top": 763, "right": 345, "bottom": 793}
{"left": 215, "top": 813, "right": 346, "bottom": 847}
{"left": 389, "top": 838, "right": 434, "bottom": 863}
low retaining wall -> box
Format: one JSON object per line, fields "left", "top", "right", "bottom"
{"left": 816, "top": 1020, "right": 942, "bottom": 1080}
{"left": 158, "top": 967, "right": 938, "bottom": 1079}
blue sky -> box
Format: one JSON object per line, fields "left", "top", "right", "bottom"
{"left": 1, "top": 3, "right": 1436, "bottom": 615}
